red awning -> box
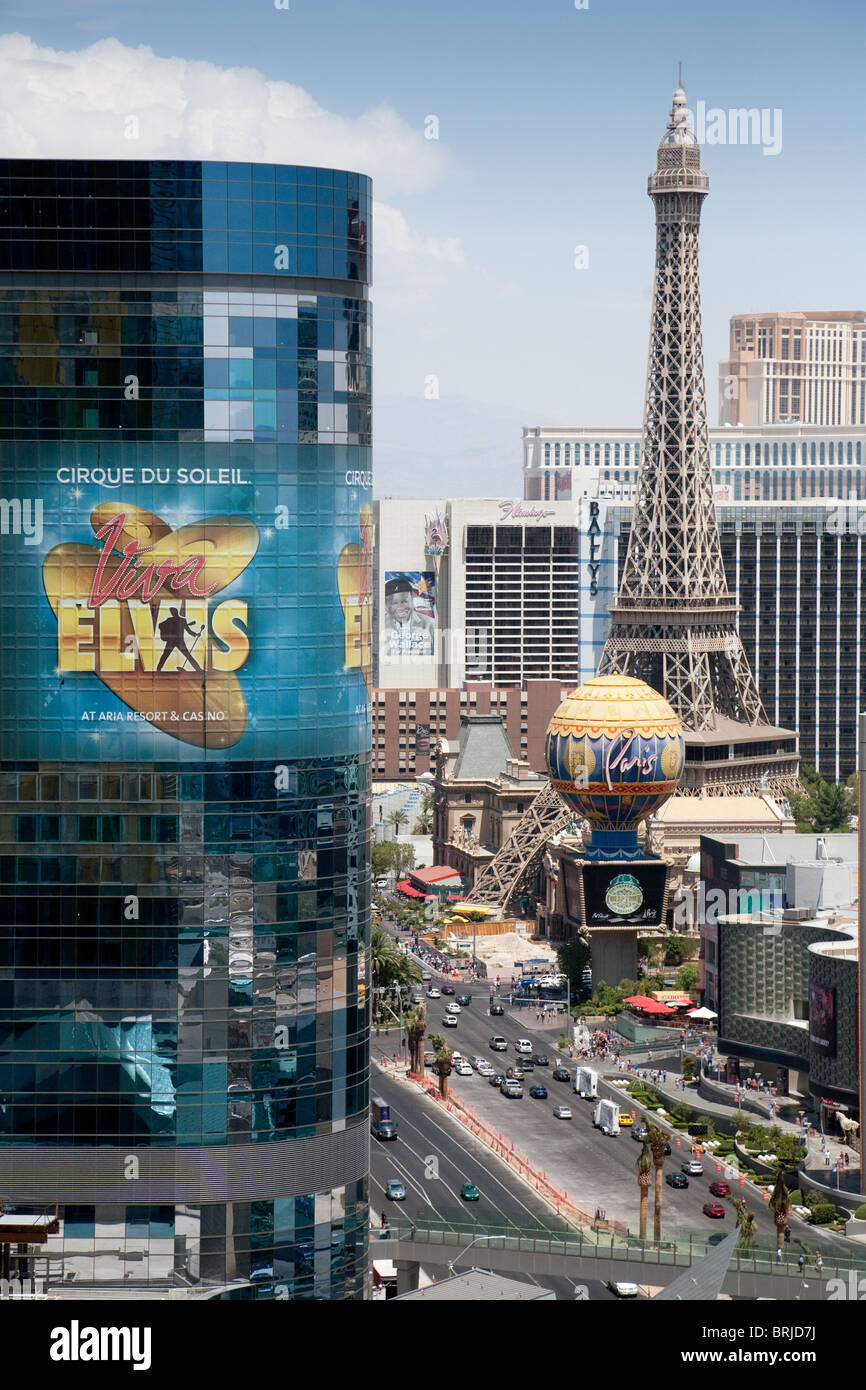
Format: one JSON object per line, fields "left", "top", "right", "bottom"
{"left": 623, "top": 994, "right": 673, "bottom": 1014}
{"left": 395, "top": 880, "right": 425, "bottom": 899}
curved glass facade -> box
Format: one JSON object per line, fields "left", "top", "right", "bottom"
{"left": 0, "top": 160, "right": 372, "bottom": 1298}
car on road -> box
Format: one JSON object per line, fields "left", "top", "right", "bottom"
{"left": 446, "top": 1002, "right": 461, "bottom": 1014}
{"left": 442, "top": 985, "right": 456, "bottom": 996}
{"left": 618, "top": 1113, "right": 634, "bottom": 1127}
{"left": 461, "top": 1182, "right": 480, "bottom": 1202}
{"left": 529, "top": 1084, "right": 548, "bottom": 1099}
{"left": 552, "top": 1066, "right": 571, "bottom": 1083}
{"left": 514, "top": 1039, "right": 533, "bottom": 1054}
{"left": 506, "top": 1065, "right": 525, "bottom": 1081}
{"left": 421, "top": 971, "right": 431, "bottom": 981}
{"left": 500, "top": 1079, "right": 523, "bottom": 1098}
{"left": 454, "top": 1062, "right": 473, "bottom": 1076}
{"left": 489, "top": 1003, "right": 504, "bottom": 1016}
{"left": 683, "top": 1159, "right": 704, "bottom": 1175}
{"left": 553, "top": 1104, "right": 572, "bottom": 1119}
{"left": 489, "top": 1072, "right": 505, "bottom": 1087}
{"left": 457, "top": 995, "right": 471, "bottom": 1007}
{"left": 386, "top": 1179, "right": 406, "bottom": 1200}
{"left": 426, "top": 988, "right": 441, "bottom": 999}
{"left": 666, "top": 1172, "right": 689, "bottom": 1188}
{"left": 490, "top": 1036, "right": 508, "bottom": 1051}
{"left": 703, "top": 1202, "right": 726, "bottom": 1219}
{"left": 443, "top": 1014, "right": 458, "bottom": 1028}
{"left": 470, "top": 1056, "right": 485, "bottom": 1070}
{"left": 709, "top": 1181, "right": 731, "bottom": 1197}
{"left": 533, "top": 1054, "right": 549, "bottom": 1066}
{"left": 477, "top": 1062, "right": 495, "bottom": 1077}
{"left": 632, "top": 1125, "right": 649, "bottom": 1142}
{"left": 411, "top": 992, "right": 423, "bottom": 1005}
{"left": 423, "top": 1050, "right": 437, "bottom": 1066}
{"left": 607, "top": 1280, "right": 638, "bottom": 1298}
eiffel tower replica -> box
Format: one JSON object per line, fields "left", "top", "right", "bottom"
{"left": 464, "top": 85, "right": 798, "bottom": 908}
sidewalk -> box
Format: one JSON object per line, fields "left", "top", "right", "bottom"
{"left": 599, "top": 1057, "right": 862, "bottom": 1196}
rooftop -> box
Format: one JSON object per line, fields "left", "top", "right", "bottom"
{"left": 393, "top": 1268, "right": 555, "bottom": 1301}
{"left": 451, "top": 715, "right": 517, "bottom": 783}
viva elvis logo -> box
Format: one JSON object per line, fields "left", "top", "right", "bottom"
{"left": 43, "top": 504, "right": 258, "bottom": 748}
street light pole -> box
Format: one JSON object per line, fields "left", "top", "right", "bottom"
{"left": 446, "top": 1234, "right": 507, "bottom": 1276}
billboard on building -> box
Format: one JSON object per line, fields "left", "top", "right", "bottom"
{"left": 582, "top": 862, "right": 668, "bottom": 929}
{"left": 383, "top": 571, "right": 436, "bottom": 661}
{"left": 809, "top": 982, "right": 837, "bottom": 1057}
{"left": 0, "top": 443, "right": 373, "bottom": 761}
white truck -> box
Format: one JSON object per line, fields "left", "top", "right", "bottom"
{"left": 592, "top": 1097, "right": 620, "bottom": 1135}
{"left": 574, "top": 1066, "right": 598, "bottom": 1100}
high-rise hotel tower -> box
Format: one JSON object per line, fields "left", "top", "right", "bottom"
{"left": 0, "top": 160, "right": 372, "bottom": 1298}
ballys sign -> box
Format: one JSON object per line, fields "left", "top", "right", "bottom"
{"left": 43, "top": 503, "right": 258, "bottom": 748}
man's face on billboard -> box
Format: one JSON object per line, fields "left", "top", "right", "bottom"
{"left": 387, "top": 589, "right": 413, "bottom": 622}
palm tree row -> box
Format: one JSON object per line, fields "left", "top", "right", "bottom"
{"left": 633, "top": 1123, "right": 791, "bottom": 1254}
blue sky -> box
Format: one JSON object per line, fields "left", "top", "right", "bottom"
{"left": 1, "top": 0, "right": 863, "bottom": 495}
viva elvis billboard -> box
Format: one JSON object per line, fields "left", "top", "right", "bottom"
{"left": 0, "top": 444, "right": 373, "bottom": 761}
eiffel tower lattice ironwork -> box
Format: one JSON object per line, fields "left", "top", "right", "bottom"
{"left": 464, "top": 87, "right": 798, "bottom": 909}
{"left": 597, "top": 85, "right": 767, "bottom": 740}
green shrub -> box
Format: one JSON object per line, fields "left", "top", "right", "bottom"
{"left": 788, "top": 1189, "right": 803, "bottom": 1206}
{"left": 804, "top": 1190, "right": 823, "bottom": 1209}
{"left": 854, "top": 1204, "right": 866, "bottom": 1220}
{"left": 743, "top": 1124, "right": 772, "bottom": 1150}
{"left": 772, "top": 1133, "right": 803, "bottom": 1163}
{"left": 807, "top": 1203, "right": 837, "bottom": 1225}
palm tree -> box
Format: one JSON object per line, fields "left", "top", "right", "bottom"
{"left": 734, "top": 1198, "right": 757, "bottom": 1251}
{"left": 370, "top": 928, "right": 421, "bottom": 993}
{"left": 405, "top": 1004, "right": 427, "bottom": 1074}
{"left": 388, "top": 809, "right": 409, "bottom": 837}
{"left": 768, "top": 1168, "right": 791, "bottom": 1251}
{"left": 636, "top": 1138, "right": 652, "bottom": 1241}
{"left": 429, "top": 1034, "right": 452, "bottom": 1099}
{"left": 645, "top": 1121, "right": 668, "bottom": 1243}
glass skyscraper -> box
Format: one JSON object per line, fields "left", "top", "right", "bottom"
{"left": 0, "top": 159, "right": 372, "bottom": 1298}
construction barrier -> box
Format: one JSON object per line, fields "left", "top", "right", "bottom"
{"left": 414, "top": 1079, "right": 598, "bottom": 1228}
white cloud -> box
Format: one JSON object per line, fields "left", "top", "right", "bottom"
{"left": 0, "top": 32, "right": 472, "bottom": 450}
{"left": 372, "top": 200, "right": 466, "bottom": 309}
{"left": 0, "top": 32, "right": 452, "bottom": 200}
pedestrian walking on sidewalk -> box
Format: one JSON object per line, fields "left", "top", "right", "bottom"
{"left": 776, "top": 1247, "right": 782, "bottom": 1263}
{"left": 815, "top": 1252, "right": 823, "bottom": 1272}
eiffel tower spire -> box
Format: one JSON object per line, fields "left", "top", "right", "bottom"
{"left": 463, "top": 84, "right": 799, "bottom": 911}
{"left": 597, "top": 86, "right": 798, "bottom": 795}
